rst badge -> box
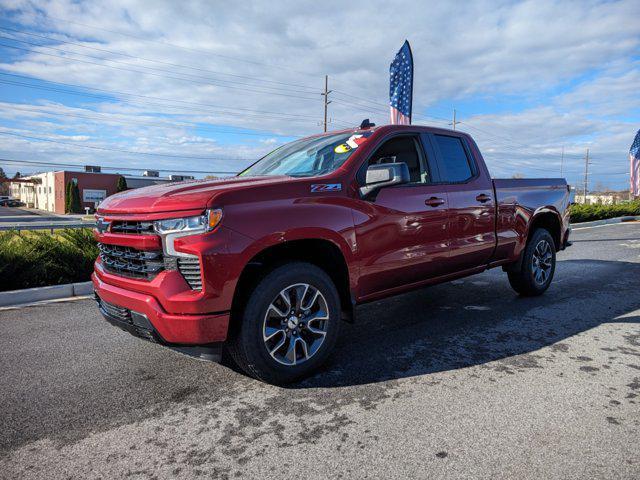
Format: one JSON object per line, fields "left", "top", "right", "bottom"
{"left": 310, "top": 184, "right": 342, "bottom": 193}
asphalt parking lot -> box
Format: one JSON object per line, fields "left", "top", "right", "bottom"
{"left": 1, "top": 222, "right": 639, "bottom": 479}
{"left": 0, "top": 206, "right": 92, "bottom": 229}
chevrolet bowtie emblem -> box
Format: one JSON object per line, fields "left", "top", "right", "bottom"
{"left": 95, "top": 217, "right": 111, "bottom": 234}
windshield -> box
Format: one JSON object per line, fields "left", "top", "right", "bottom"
{"left": 239, "top": 132, "right": 371, "bottom": 178}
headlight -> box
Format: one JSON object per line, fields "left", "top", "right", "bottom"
{"left": 154, "top": 209, "right": 223, "bottom": 235}
{"left": 154, "top": 209, "right": 223, "bottom": 257}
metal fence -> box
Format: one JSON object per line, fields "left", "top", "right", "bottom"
{"left": 0, "top": 223, "right": 93, "bottom": 233}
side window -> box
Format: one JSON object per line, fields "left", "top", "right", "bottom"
{"left": 367, "top": 136, "right": 430, "bottom": 184}
{"left": 433, "top": 134, "right": 474, "bottom": 183}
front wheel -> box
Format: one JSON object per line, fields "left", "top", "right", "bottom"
{"left": 508, "top": 228, "right": 556, "bottom": 296}
{"left": 226, "top": 262, "right": 341, "bottom": 384}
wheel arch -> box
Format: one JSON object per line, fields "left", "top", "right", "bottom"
{"left": 528, "top": 209, "right": 562, "bottom": 251}
{"left": 229, "top": 237, "right": 354, "bottom": 338}
{"left": 506, "top": 208, "right": 562, "bottom": 274}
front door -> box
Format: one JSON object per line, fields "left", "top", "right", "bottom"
{"left": 353, "top": 134, "right": 450, "bottom": 298}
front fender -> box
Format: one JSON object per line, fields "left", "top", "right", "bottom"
{"left": 220, "top": 196, "right": 358, "bottom": 291}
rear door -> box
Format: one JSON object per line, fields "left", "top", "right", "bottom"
{"left": 427, "top": 132, "right": 496, "bottom": 272}
{"left": 353, "top": 133, "right": 450, "bottom": 297}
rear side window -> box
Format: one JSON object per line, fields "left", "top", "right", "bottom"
{"left": 433, "top": 135, "right": 473, "bottom": 183}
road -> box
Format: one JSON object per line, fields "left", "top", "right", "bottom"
{"left": 0, "top": 206, "right": 93, "bottom": 230}
{"left": 1, "top": 222, "right": 639, "bottom": 479}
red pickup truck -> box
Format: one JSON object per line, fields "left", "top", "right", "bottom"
{"left": 93, "top": 123, "right": 571, "bottom": 383}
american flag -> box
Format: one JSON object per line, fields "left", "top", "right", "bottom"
{"left": 389, "top": 40, "right": 413, "bottom": 125}
{"left": 631, "top": 129, "right": 640, "bottom": 197}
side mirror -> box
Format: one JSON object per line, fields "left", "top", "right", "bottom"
{"left": 359, "top": 162, "right": 410, "bottom": 197}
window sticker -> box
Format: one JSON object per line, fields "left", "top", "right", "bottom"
{"left": 334, "top": 134, "right": 370, "bottom": 154}
{"left": 346, "top": 134, "right": 367, "bottom": 149}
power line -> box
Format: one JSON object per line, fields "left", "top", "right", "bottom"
{"left": 0, "top": 32, "right": 318, "bottom": 97}
{"left": 0, "top": 22, "right": 625, "bottom": 177}
{"left": 0, "top": 130, "right": 252, "bottom": 161}
{"left": 459, "top": 121, "right": 584, "bottom": 158}
{"left": 0, "top": 26, "right": 319, "bottom": 92}
{"left": 1, "top": 25, "right": 576, "bottom": 154}
{"left": 23, "top": 13, "right": 453, "bottom": 119}
{"left": 0, "top": 78, "right": 322, "bottom": 126}
{"left": 4, "top": 23, "right": 448, "bottom": 127}
{"left": 0, "top": 72, "right": 319, "bottom": 119}
{"left": 4, "top": 103, "right": 301, "bottom": 139}
{"left": 0, "top": 41, "right": 322, "bottom": 101}
{"left": 0, "top": 77, "right": 607, "bottom": 175}
{"left": 6, "top": 14, "right": 619, "bottom": 169}
{"left": 34, "top": 13, "right": 320, "bottom": 78}
{"left": 0, "top": 157, "right": 237, "bottom": 175}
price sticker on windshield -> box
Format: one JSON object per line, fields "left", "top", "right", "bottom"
{"left": 334, "top": 134, "right": 369, "bottom": 154}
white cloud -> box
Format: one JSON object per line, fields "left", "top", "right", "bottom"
{"left": 0, "top": 0, "right": 638, "bottom": 188}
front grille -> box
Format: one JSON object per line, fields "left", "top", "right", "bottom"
{"left": 178, "top": 256, "right": 203, "bottom": 290}
{"left": 98, "top": 243, "right": 164, "bottom": 279}
{"left": 110, "top": 220, "right": 155, "bottom": 235}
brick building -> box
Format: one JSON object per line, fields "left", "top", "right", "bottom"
{"left": 10, "top": 169, "right": 189, "bottom": 214}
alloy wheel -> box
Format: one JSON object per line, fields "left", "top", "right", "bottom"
{"left": 262, "top": 283, "right": 329, "bottom": 366}
{"left": 531, "top": 239, "right": 553, "bottom": 285}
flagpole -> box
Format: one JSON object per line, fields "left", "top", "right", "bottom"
{"left": 406, "top": 40, "right": 414, "bottom": 125}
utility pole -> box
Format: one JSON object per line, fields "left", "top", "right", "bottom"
{"left": 560, "top": 146, "right": 564, "bottom": 177}
{"left": 449, "top": 108, "right": 461, "bottom": 130}
{"left": 582, "top": 148, "right": 590, "bottom": 201}
{"left": 321, "top": 75, "right": 332, "bottom": 133}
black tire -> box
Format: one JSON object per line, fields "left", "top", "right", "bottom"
{"left": 508, "top": 228, "right": 556, "bottom": 296}
{"left": 226, "top": 262, "right": 341, "bottom": 384}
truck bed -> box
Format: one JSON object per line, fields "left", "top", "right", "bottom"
{"left": 491, "top": 177, "right": 571, "bottom": 262}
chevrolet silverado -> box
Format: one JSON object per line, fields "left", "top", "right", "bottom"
{"left": 93, "top": 123, "right": 571, "bottom": 383}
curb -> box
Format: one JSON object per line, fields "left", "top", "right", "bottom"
{"left": 571, "top": 215, "right": 639, "bottom": 229}
{"left": 0, "top": 281, "right": 93, "bottom": 307}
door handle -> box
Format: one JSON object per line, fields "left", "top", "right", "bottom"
{"left": 476, "top": 193, "right": 492, "bottom": 203}
{"left": 425, "top": 196, "right": 445, "bottom": 207}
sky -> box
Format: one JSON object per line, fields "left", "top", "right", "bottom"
{"left": 0, "top": 0, "right": 638, "bottom": 190}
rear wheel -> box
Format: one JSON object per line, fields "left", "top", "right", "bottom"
{"left": 226, "top": 262, "right": 341, "bottom": 384}
{"left": 508, "top": 228, "right": 556, "bottom": 296}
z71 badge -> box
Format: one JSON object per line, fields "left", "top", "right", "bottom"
{"left": 310, "top": 184, "right": 342, "bottom": 193}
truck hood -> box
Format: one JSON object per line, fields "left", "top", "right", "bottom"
{"left": 98, "top": 175, "right": 291, "bottom": 214}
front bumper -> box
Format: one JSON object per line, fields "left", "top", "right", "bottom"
{"left": 92, "top": 273, "right": 230, "bottom": 345}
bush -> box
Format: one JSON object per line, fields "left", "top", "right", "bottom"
{"left": 0, "top": 228, "right": 98, "bottom": 292}
{"left": 570, "top": 201, "right": 640, "bottom": 223}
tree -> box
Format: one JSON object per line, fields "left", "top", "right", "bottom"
{"left": 65, "top": 181, "right": 82, "bottom": 213}
{"left": 0, "top": 167, "right": 8, "bottom": 196}
{"left": 12, "top": 172, "right": 21, "bottom": 179}
{"left": 70, "top": 182, "right": 82, "bottom": 213}
{"left": 65, "top": 181, "right": 72, "bottom": 213}
{"left": 116, "top": 176, "right": 128, "bottom": 192}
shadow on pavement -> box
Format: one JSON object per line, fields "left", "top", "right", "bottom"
{"left": 296, "top": 259, "right": 640, "bottom": 388}
{"left": 2, "top": 258, "right": 639, "bottom": 452}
